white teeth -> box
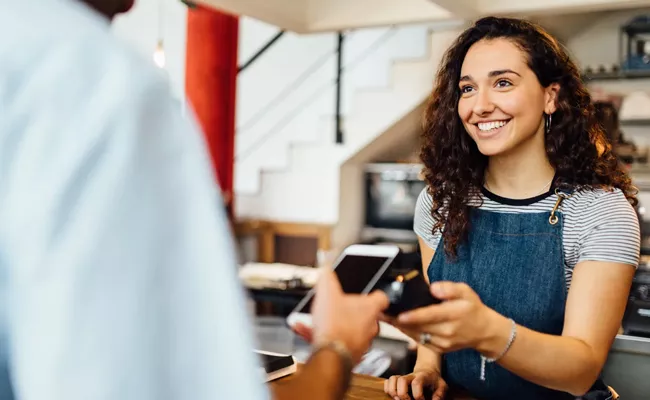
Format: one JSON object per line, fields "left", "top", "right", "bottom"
{"left": 477, "top": 120, "right": 508, "bottom": 132}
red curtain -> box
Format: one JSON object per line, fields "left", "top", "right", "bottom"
{"left": 185, "top": 6, "right": 239, "bottom": 217}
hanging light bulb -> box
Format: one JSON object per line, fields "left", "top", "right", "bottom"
{"left": 153, "top": 0, "right": 166, "bottom": 69}
{"left": 153, "top": 39, "right": 166, "bottom": 69}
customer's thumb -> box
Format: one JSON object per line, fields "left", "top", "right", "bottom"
{"left": 316, "top": 268, "right": 343, "bottom": 296}
{"left": 366, "top": 290, "right": 390, "bottom": 312}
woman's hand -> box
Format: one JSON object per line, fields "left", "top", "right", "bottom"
{"left": 392, "top": 281, "right": 501, "bottom": 355}
{"left": 384, "top": 368, "right": 447, "bottom": 400}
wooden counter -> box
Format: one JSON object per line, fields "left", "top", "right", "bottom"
{"left": 276, "top": 368, "right": 475, "bottom": 400}
{"left": 340, "top": 374, "right": 475, "bottom": 400}
{"left": 341, "top": 373, "right": 388, "bottom": 400}
{"left": 273, "top": 367, "right": 389, "bottom": 399}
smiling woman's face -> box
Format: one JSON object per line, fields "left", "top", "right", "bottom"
{"left": 457, "top": 38, "right": 557, "bottom": 157}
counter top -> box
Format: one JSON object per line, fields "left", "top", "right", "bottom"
{"left": 275, "top": 366, "right": 476, "bottom": 400}
{"left": 612, "top": 334, "right": 650, "bottom": 355}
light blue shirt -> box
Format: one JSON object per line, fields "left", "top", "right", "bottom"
{"left": 0, "top": 1, "right": 268, "bottom": 399}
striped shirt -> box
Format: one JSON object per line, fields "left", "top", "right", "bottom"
{"left": 414, "top": 186, "right": 641, "bottom": 287}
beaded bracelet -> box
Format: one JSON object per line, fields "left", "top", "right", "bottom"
{"left": 312, "top": 340, "right": 354, "bottom": 393}
{"left": 480, "top": 318, "right": 517, "bottom": 381}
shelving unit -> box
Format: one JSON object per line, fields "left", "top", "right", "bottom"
{"left": 621, "top": 119, "right": 650, "bottom": 127}
{"left": 583, "top": 70, "right": 650, "bottom": 81}
{"left": 583, "top": 69, "right": 650, "bottom": 129}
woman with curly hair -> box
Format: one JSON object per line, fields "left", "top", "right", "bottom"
{"left": 384, "top": 17, "right": 639, "bottom": 400}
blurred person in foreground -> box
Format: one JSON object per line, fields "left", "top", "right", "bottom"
{"left": 0, "top": 1, "right": 389, "bottom": 400}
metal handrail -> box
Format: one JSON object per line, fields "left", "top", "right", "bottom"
{"left": 335, "top": 32, "right": 345, "bottom": 144}
{"left": 236, "top": 27, "right": 398, "bottom": 162}
{"left": 238, "top": 31, "right": 286, "bottom": 74}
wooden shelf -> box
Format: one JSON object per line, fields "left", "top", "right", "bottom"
{"left": 583, "top": 70, "right": 650, "bottom": 81}
{"left": 621, "top": 119, "right": 650, "bottom": 127}
{"left": 234, "top": 219, "right": 332, "bottom": 264}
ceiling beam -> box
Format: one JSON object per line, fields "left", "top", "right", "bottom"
{"left": 531, "top": 12, "right": 604, "bottom": 42}
{"left": 196, "top": 0, "right": 309, "bottom": 33}
{"left": 196, "top": 0, "right": 650, "bottom": 34}
{"left": 479, "top": 0, "right": 650, "bottom": 16}
{"left": 307, "top": 0, "right": 453, "bottom": 32}
{"left": 427, "top": 0, "right": 481, "bottom": 19}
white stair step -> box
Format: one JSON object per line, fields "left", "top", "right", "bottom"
{"left": 235, "top": 162, "right": 262, "bottom": 196}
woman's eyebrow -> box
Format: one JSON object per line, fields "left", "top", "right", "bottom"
{"left": 459, "top": 69, "right": 521, "bottom": 82}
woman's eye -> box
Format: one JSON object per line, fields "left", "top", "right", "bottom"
{"left": 460, "top": 85, "right": 474, "bottom": 94}
{"left": 496, "top": 79, "right": 512, "bottom": 88}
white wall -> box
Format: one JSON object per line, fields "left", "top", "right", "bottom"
{"left": 111, "top": 0, "right": 188, "bottom": 101}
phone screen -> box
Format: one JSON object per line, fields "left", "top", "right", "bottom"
{"left": 294, "top": 254, "right": 392, "bottom": 313}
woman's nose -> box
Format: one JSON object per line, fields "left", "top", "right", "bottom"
{"left": 472, "top": 89, "right": 495, "bottom": 116}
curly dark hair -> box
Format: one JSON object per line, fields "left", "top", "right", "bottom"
{"left": 594, "top": 101, "right": 622, "bottom": 146}
{"left": 420, "top": 16, "right": 637, "bottom": 257}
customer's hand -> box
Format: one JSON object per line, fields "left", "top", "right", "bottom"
{"left": 308, "top": 268, "right": 389, "bottom": 364}
{"left": 384, "top": 368, "right": 447, "bottom": 400}
{"left": 390, "top": 281, "right": 497, "bottom": 354}
{"left": 291, "top": 321, "right": 314, "bottom": 343}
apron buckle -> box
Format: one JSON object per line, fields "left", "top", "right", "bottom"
{"left": 549, "top": 189, "right": 571, "bottom": 225}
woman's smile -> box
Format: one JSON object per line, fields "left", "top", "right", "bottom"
{"left": 473, "top": 118, "right": 512, "bottom": 140}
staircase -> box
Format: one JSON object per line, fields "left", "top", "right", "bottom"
{"left": 235, "top": 23, "right": 462, "bottom": 224}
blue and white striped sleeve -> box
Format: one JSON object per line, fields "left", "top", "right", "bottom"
{"left": 414, "top": 188, "right": 442, "bottom": 251}
{"left": 577, "top": 189, "right": 640, "bottom": 267}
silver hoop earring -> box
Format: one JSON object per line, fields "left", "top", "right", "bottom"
{"left": 546, "top": 113, "right": 553, "bottom": 134}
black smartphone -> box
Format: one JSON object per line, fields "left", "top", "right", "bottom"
{"left": 381, "top": 269, "right": 441, "bottom": 317}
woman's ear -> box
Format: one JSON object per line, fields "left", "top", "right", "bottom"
{"left": 544, "top": 83, "right": 560, "bottom": 115}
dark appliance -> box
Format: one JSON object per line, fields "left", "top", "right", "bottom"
{"left": 623, "top": 267, "right": 650, "bottom": 337}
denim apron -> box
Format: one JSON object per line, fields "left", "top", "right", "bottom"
{"left": 427, "top": 201, "right": 612, "bottom": 399}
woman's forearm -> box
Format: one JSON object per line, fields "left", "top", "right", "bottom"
{"left": 478, "top": 311, "right": 602, "bottom": 396}
{"left": 415, "top": 344, "right": 442, "bottom": 373}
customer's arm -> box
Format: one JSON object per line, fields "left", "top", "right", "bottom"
{"left": 277, "top": 270, "right": 389, "bottom": 400}
{"left": 270, "top": 348, "right": 348, "bottom": 400}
